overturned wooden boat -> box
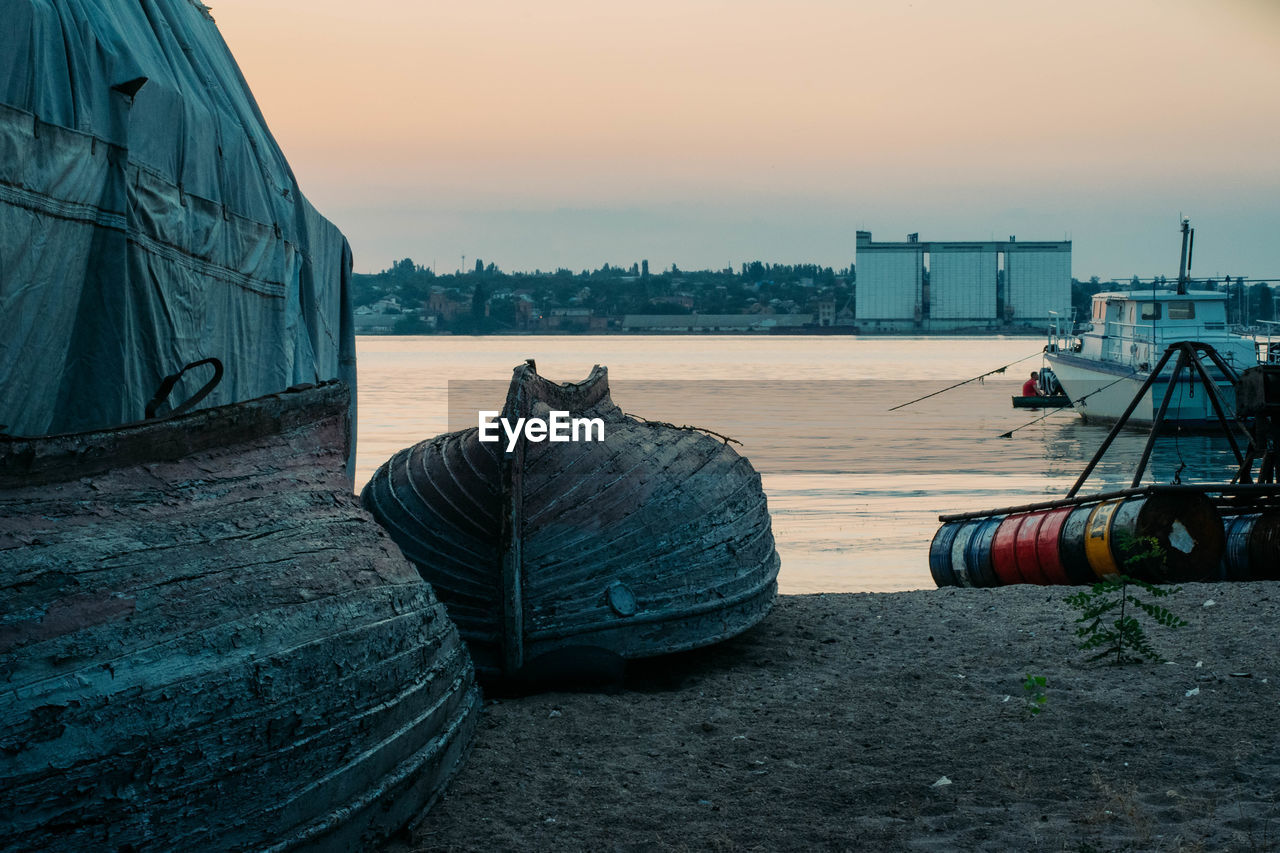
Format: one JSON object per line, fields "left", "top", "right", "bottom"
{"left": 0, "top": 383, "right": 480, "bottom": 851}
{"left": 361, "top": 361, "right": 780, "bottom": 682}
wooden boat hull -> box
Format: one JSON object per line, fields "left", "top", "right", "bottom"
{"left": 0, "top": 383, "right": 480, "bottom": 851}
{"left": 362, "top": 363, "right": 780, "bottom": 682}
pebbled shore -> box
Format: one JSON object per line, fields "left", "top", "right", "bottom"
{"left": 392, "top": 585, "right": 1280, "bottom": 852}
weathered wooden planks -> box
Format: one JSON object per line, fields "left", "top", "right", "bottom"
{"left": 362, "top": 363, "right": 780, "bottom": 683}
{"left": 0, "top": 383, "right": 480, "bottom": 851}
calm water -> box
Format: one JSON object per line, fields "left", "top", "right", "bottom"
{"left": 355, "top": 335, "right": 1241, "bottom": 593}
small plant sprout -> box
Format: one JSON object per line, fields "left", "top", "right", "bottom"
{"left": 1064, "top": 534, "right": 1187, "bottom": 665}
{"left": 1022, "top": 674, "right": 1048, "bottom": 716}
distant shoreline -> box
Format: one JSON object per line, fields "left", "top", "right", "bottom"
{"left": 354, "top": 328, "right": 1050, "bottom": 338}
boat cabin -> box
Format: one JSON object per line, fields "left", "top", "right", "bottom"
{"left": 1071, "top": 290, "right": 1255, "bottom": 372}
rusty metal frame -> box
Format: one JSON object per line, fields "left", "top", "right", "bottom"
{"left": 1065, "top": 341, "right": 1249, "bottom": 498}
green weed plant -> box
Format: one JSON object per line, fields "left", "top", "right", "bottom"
{"left": 1022, "top": 674, "right": 1048, "bottom": 716}
{"left": 1064, "top": 535, "right": 1187, "bottom": 665}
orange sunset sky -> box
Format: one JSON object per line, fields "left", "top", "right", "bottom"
{"left": 211, "top": 0, "right": 1280, "bottom": 279}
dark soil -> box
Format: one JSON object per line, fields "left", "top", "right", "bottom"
{"left": 392, "top": 585, "right": 1280, "bottom": 852}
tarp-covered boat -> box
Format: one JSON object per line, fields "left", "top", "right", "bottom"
{"left": 0, "top": 0, "right": 356, "bottom": 471}
{"left": 362, "top": 361, "right": 780, "bottom": 683}
{"left": 1, "top": 3, "right": 479, "bottom": 847}
{"left": 0, "top": 383, "right": 481, "bottom": 850}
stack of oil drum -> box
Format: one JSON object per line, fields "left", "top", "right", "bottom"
{"left": 930, "top": 491, "right": 1280, "bottom": 587}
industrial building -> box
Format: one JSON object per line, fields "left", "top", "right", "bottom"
{"left": 854, "top": 232, "right": 1071, "bottom": 332}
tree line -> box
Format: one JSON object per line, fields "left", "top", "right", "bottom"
{"left": 354, "top": 260, "right": 1275, "bottom": 333}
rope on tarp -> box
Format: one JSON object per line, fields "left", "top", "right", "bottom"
{"left": 145, "top": 357, "right": 224, "bottom": 420}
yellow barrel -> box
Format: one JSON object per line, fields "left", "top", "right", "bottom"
{"left": 1081, "top": 492, "right": 1224, "bottom": 583}
{"left": 1084, "top": 499, "right": 1123, "bottom": 579}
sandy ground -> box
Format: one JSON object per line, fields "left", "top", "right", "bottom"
{"left": 390, "top": 584, "right": 1280, "bottom": 852}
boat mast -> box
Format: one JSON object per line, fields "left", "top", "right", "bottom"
{"left": 1176, "top": 217, "right": 1193, "bottom": 296}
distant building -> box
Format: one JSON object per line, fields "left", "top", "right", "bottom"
{"left": 649, "top": 294, "right": 695, "bottom": 310}
{"left": 542, "top": 307, "right": 594, "bottom": 331}
{"left": 817, "top": 301, "right": 837, "bottom": 327}
{"left": 854, "top": 231, "right": 1071, "bottom": 331}
{"left": 428, "top": 287, "right": 467, "bottom": 321}
{"left": 1005, "top": 241, "right": 1073, "bottom": 324}
{"left": 856, "top": 234, "right": 923, "bottom": 322}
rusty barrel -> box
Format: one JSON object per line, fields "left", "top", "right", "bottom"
{"left": 929, "top": 522, "right": 962, "bottom": 587}
{"left": 1083, "top": 499, "right": 1124, "bottom": 579}
{"left": 996, "top": 507, "right": 1075, "bottom": 586}
{"left": 958, "top": 516, "right": 1003, "bottom": 587}
{"left": 990, "top": 515, "right": 1027, "bottom": 584}
{"left": 1033, "top": 507, "right": 1073, "bottom": 584}
{"left": 1222, "top": 514, "right": 1256, "bottom": 580}
{"left": 1011, "top": 513, "right": 1050, "bottom": 584}
{"left": 929, "top": 516, "right": 1003, "bottom": 587}
{"left": 1249, "top": 511, "right": 1280, "bottom": 580}
{"left": 1087, "top": 493, "right": 1225, "bottom": 583}
{"left": 1222, "top": 511, "right": 1280, "bottom": 581}
{"left": 1058, "top": 504, "right": 1101, "bottom": 584}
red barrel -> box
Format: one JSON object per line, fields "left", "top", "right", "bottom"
{"left": 1012, "top": 513, "right": 1050, "bottom": 584}
{"left": 1034, "top": 507, "right": 1073, "bottom": 584}
{"left": 990, "top": 514, "right": 1027, "bottom": 585}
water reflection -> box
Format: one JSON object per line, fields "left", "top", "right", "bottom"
{"left": 360, "top": 338, "right": 1244, "bottom": 594}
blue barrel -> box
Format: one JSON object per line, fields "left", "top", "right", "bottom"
{"left": 948, "top": 519, "right": 984, "bottom": 587}
{"left": 1222, "top": 514, "right": 1257, "bottom": 580}
{"left": 929, "top": 522, "right": 962, "bottom": 587}
{"left": 961, "top": 515, "right": 1004, "bottom": 587}
{"left": 1223, "top": 511, "right": 1280, "bottom": 581}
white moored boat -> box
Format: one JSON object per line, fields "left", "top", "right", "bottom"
{"left": 1045, "top": 221, "right": 1263, "bottom": 429}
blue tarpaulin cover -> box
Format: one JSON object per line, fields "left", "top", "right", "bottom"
{"left": 0, "top": 0, "right": 356, "bottom": 449}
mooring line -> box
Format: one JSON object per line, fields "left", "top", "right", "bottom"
{"left": 888, "top": 351, "right": 1043, "bottom": 412}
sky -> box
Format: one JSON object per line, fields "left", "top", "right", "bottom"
{"left": 211, "top": 0, "right": 1280, "bottom": 280}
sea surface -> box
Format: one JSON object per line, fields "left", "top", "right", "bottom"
{"left": 355, "top": 335, "right": 1242, "bottom": 593}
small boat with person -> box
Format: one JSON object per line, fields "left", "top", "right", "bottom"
{"left": 1011, "top": 366, "right": 1070, "bottom": 409}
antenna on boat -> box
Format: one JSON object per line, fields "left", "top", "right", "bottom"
{"left": 1176, "top": 217, "right": 1192, "bottom": 295}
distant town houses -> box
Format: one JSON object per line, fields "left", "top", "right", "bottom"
{"left": 349, "top": 238, "right": 1276, "bottom": 335}
{"left": 622, "top": 314, "right": 815, "bottom": 332}
{"left": 351, "top": 258, "right": 856, "bottom": 334}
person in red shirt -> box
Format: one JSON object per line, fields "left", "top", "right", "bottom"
{"left": 1021, "top": 371, "right": 1040, "bottom": 397}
